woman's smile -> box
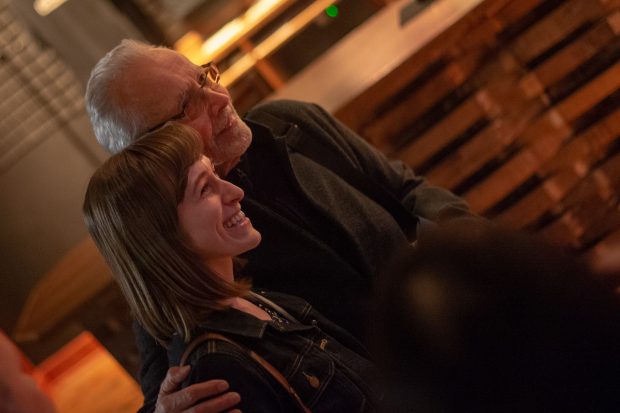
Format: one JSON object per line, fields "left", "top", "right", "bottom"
{"left": 223, "top": 210, "right": 247, "bottom": 229}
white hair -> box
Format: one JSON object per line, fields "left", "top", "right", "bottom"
{"left": 85, "top": 39, "right": 164, "bottom": 153}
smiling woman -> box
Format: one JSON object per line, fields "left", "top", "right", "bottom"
{"left": 82, "top": 122, "right": 381, "bottom": 412}
{"left": 83, "top": 123, "right": 251, "bottom": 344}
{"left": 177, "top": 154, "right": 261, "bottom": 277}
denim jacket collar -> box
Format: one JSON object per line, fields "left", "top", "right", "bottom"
{"left": 194, "top": 294, "right": 314, "bottom": 340}
{"left": 198, "top": 307, "right": 269, "bottom": 338}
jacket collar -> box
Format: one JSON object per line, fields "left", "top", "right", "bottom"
{"left": 244, "top": 110, "right": 305, "bottom": 150}
{"left": 194, "top": 295, "right": 313, "bottom": 339}
{"left": 197, "top": 306, "right": 268, "bottom": 339}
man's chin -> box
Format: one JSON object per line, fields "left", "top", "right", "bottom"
{"left": 209, "top": 122, "right": 251, "bottom": 171}
{"left": 216, "top": 157, "right": 241, "bottom": 177}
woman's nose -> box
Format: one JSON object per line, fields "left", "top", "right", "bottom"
{"left": 220, "top": 178, "right": 244, "bottom": 204}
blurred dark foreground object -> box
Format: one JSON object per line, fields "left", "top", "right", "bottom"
{"left": 374, "top": 221, "right": 620, "bottom": 412}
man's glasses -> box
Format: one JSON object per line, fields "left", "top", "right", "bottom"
{"left": 146, "top": 62, "right": 220, "bottom": 134}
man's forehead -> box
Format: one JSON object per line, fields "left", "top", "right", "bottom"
{"left": 121, "top": 48, "right": 191, "bottom": 80}
{"left": 149, "top": 48, "right": 195, "bottom": 69}
{"left": 114, "top": 50, "right": 191, "bottom": 101}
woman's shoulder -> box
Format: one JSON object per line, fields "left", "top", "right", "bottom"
{"left": 185, "top": 343, "right": 297, "bottom": 412}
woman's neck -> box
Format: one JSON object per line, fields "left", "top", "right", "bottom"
{"left": 205, "top": 257, "right": 235, "bottom": 283}
{"left": 206, "top": 258, "right": 271, "bottom": 321}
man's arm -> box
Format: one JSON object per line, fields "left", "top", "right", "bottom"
{"left": 252, "top": 99, "right": 477, "bottom": 223}
{"left": 133, "top": 323, "right": 240, "bottom": 413}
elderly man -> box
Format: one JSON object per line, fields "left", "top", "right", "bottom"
{"left": 85, "top": 39, "right": 475, "bottom": 413}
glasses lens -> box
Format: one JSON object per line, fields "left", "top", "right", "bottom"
{"left": 208, "top": 64, "right": 219, "bottom": 84}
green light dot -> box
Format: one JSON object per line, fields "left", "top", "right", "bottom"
{"left": 325, "top": 5, "right": 339, "bottom": 18}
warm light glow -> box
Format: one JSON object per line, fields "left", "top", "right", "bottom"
{"left": 245, "top": 0, "right": 282, "bottom": 21}
{"left": 221, "top": 0, "right": 338, "bottom": 87}
{"left": 175, "top": 31, "right": 206, "bottom": 65}
{"left": 175, "top": 0, "right": 293, "bottom": 64}
{"left": 201, "top": 20, "right": 244, "bottom": 59}
{"left": 175, "top": 0, "right": 340, "bottom": 85}
{"left": 33, "top": 0, "right": 68, "bottom": 16}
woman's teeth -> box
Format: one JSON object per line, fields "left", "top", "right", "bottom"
{"left": 224, "top": 211, "right": 246, "bottom": 228}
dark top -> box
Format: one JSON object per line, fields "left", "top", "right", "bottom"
{"left": 167, "top": 291, "right": 380, "bottom": 413}
{"left": 136, "top": 100, "right": 477, "bottom": 412}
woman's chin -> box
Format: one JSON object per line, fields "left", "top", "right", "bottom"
{"left": 244, "top": 229, "right": 262, "bottom": 252}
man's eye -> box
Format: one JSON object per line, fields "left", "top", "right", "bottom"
{"left": 171, "top": 109, "right": 186, "bottom": 121}
{"left": 200, "top": 183, "right": 210, "bottom": 195}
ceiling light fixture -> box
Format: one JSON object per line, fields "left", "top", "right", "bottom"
{"left": 33, "top": 0, "right": 68, "bottom": 16}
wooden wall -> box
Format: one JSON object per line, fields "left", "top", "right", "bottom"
{"left": 337, "top": 0, "right": 620, "bottom": 263}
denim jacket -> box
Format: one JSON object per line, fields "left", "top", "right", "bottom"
{"left": 167, "top": 291, "right": 380, "bottom": 413}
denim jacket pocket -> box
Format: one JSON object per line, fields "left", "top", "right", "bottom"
{"left": 287, "top": 342, "right": 368, "bottom": 412}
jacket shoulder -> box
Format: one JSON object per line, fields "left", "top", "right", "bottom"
{"left": 244, "top": 99, "right": 330, "bottom": 126}
{"left": 187, "top": 348, "right": 293, "bottom": 412}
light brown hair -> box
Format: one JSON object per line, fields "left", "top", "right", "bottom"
{"left": 83, "top": 123, "right": 250, "bottom": 344}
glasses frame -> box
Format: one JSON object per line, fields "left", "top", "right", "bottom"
{"left": 145, "top": 62, "right": 221, "bottom": 134}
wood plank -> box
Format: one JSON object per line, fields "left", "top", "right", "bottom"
{"left": 464, "top": 123, "right": 569, "bottom": 213}
{"left": 539, "top": 210, "right": 584, "bottom": 248}
{"left": 585, "top": 225, "right": 620, "bottom": 266}
{"left": 495, "top": 106, "right": 620, "bottom": 226}
{"left": 475, "top": 61, "right": 545, "bottom": 108}
{"left": 573, "top": 202, "right": 620, "bottom": 248}
{"left": 554, "top": 59, "right": 620, "bottom": 123}
{"left": 338, "top": 2, "right": 526, "bottom": 131}
{"left": 509, "top": 0, "right": 620, "bottom": 64}
{"left": 362, "top": 52, "right": 482, "bottom": 151}
{"left": 495, "top": 169, "right": 582, "bottom": 228}
{"left": 516, "top": 106, "right": 574, "bottom": 145}
{"left": 540, "top": 106, "right": 620, "bottom": 175}
{"left": 270, "top": 0, "right": 487, "bottom": 122}
{"left": 395, "top": 93, "right": 486, "bottom": 169}
{"left": 524, "top": 13, "right": 620, "bottom": 91}
{"left": 449, "top": 15, "right": 502, "bottom": 55}
{"left": 489, "top": 0, "right": 547, "bottom": 28}
{"left": 427, "top": 98, "right": 544, "bottom": 190}
{"left": 394, "top": 52, "right": 542, "bottom": 170}
{"left": 541, "top": 151, "right": 620, "bottom": 248}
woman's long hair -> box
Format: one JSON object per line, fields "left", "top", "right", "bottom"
{"left": 83, "top": 123, "right": 250, "bottom": 345}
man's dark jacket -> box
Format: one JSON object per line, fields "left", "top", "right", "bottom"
{"left": 135, "top": 100, "right": 474, "bottom": 411}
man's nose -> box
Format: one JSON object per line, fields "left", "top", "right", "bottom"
{"left": 205, "top": 87, "right": 229, "bottom": 112}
